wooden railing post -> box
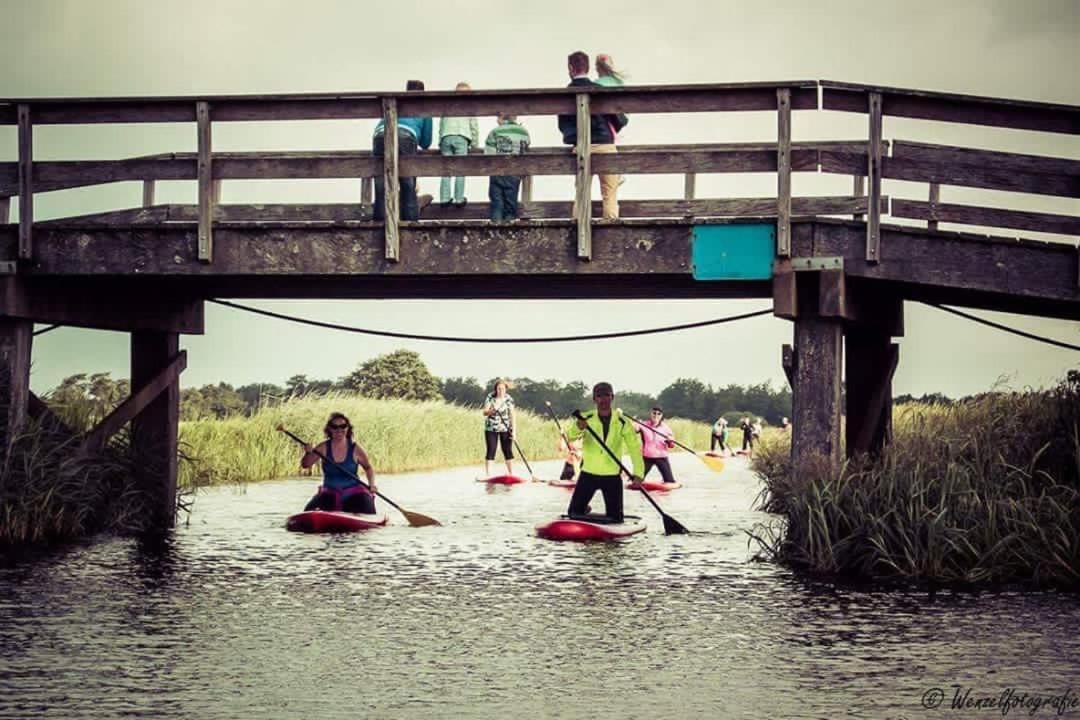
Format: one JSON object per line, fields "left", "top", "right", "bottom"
{"left": 361, "top": 176, "right": 374, "bottom": 209}
{"left": 0, "top": 197, "right": 10, "bottom": 224}
{"left": 575, "top": 93, "right": 592, "bottom": 260}
{"left": 927, "top": 182, "right": 940, "bottom": 231}
{"left": 382, "top": 97, "right": 400, "bottom": 262}
{"left": 196, "top": 101, "right": 213, "bottom": 262}
{"left": 683, "top": 172, "right": 696, "bottom": 219}
{"left": 141, "top": 180, "right": 155, "bottom": 208}
{"left": 776, "top": 88, "right": 792, "bottom": 257}
{"left": 17, "top": 104, "right": 32, "bottom": 260}
{"left": 866, "top": 91, "right": 883, "bottom": 263}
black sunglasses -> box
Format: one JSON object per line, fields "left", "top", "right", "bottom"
{"left": 328, "top": 423, "right": 349, "bottom": 430}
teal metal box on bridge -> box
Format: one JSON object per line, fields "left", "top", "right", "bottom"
{"left": 691, "top": 223, "right": 776, "bottom": 280}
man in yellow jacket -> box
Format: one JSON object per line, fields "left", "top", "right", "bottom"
{"left": 565, "top": 382, "right": 645, "bottom": 522}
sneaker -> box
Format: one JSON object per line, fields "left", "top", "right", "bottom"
{"left": 454, "top": 198, "right": 468, "bottom": 209}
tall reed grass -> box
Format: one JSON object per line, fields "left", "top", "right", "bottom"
{"left": 749, "top": 377, "right": 1080, "bottom": 588}
{"left": 179, "top": 391, "right": 714, "bottom": 488}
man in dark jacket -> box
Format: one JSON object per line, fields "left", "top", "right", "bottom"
{"left": 557, "top": 51, "right": 628, "bottom": 219}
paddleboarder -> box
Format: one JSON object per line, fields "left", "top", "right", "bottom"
{"left": 636, "top": 406, "right": 679, "bottom": 484}
{"left": 565, "top": 382, "right": 645, "bottom": 522}
{"left": 300, "top": 412, "right": 378, "bottom": 513}
{"left": 481, "top": 378, "right": 516, "bottom": 478}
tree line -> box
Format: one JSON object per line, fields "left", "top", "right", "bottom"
{"left": 44, "top": 349, "right": 793, "bottom": 426}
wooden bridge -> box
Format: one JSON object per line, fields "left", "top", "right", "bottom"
{"left": 1, "top": 80, "right": 1077, "bottom": 526}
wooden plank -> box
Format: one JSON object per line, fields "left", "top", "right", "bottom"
{"left": 927, "top": 183, "right": 940, "bottom": 231}
{"left": 19, "top": 101, "right": 197, "bottom": 125}
{"left": 852, "top": 175, "right": 865, "bottom": 220}
{"left": 382, "top": 98, "right": 400, "bottom": 262}
{"left": 17, "top": 104, "right": 32, "bottom": 260}
{"left": 776, "top": 88, "right": 792, "bottom": 257}
{"left": 522, "top": 175, "right": 533, "bottom": 204}
{"left": 891, "top": 199, "right": 1080, "bottom": 236}
{"left": 683, "top": 173, "right": 696, "bottom": 200}
{"left": 0, "top": 197, "right": 9, "bottom": 224}
{"left": 781, "top": 343, "right": 795, "bottom": 388}
{"left": 772, "top": 265, "right": 797, "bottom": 319}
{"left": 212, "top": 180, "right": 222, "bottom": 204}
{"left": 130, "top": 332, "right": 181, "bottom": 527}
{"left": 196, "top": 101, "right": 213, "bottom": 262}
{"left": 36, "top": 205, "right": 171, "bottom": 226}
{"left": 82, "top": 350, "right": 187, "bottom": 453}
{"left": 866, "top": 92, "right": 882, "bottom": 263}
{"left": 0, "top": 156, "right": 196, "bottom": 195}
{"left": 891, "top": 140, "right": 1080, "bottom": 176}
{"left": 575, "top": 93, "right": 592, "bottom": 260}
{"left": 211, "top": 98, "right": 382, "bottom": 121}
{"left": 142, "top": 180, "right": 155, "bottom": 208}
{"left": 821, "top": 81, "right": 1080, "bottom": 134}
{"left": 361, "top": 177, "right": 373, "bottom": 207}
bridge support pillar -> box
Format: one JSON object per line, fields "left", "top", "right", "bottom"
{"left": 845, "top": 326, "right": 899, "bottom": 458}
{"left": 791, "top": 315, "right": 843, "bottom": 475}
{"left": 131, "top": 331, "right": 180, "bottom": 528}
{"left": 0, "top": 317, "right": 32, "bottom": 460}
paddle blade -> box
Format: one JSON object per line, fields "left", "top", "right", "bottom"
{"left": 660, "top": 512, "right": 690, "bottom": 535}
{"left": 400, "top": 509, "right": 441, "bottom": 528}
{"left": 699, "top": 454, "right": 726, "bottom": 472}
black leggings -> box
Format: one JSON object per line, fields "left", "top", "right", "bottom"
{"left": 711, "top": 433, "right": 729, "bottom": 452}
{"left": 305, "top": 488, "right": 376, "bottom": 514}
{"left": 643, "top": 456, "right": 676, "bottom": 483}
{"left": 484, "top": 430, "right": 514, "bottom": 461}
{"left": 567, "top": 472, "right": 623, "bottom": 522}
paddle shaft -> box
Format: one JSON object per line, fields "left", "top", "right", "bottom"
{"left": 280, "top": 428, "right": 405, "bottom": 514}
{"left": 627, "top": 414, "right": 701, "bottom": 456}
{"left": 512, "top": 438, "right": 535, "bottom": 477}
{"left": 570, "top": 411, "right": 670, "bottom": 519}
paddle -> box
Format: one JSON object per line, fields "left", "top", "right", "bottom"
{"left": 277, "top": 425, "right": 440, "bottom": 528}
{"left": 511, "top": 438, "right": 542, "bottom": 482}
{"left": 570, "top": 410, "right": 689, "bottom": 535}
{"left": 625, "top": 412, "right": 725, "bottom": 472}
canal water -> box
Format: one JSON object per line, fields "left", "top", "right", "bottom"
{"left": 1, "top": 455, "right": 1077, "bottom": 719}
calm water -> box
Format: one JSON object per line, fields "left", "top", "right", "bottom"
{"left": 1, "top": 454, "right": 1077, "bottom": 719}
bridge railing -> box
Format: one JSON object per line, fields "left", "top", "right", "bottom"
{"left": 819, "top": 81, "right": 1080, "bottom": 274}
{"left": 2, "top": 82, "right": 825, "bottom": 263}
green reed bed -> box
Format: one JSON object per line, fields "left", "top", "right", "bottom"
{"left": 749, "top": 377, "right": 1080, "bottom": 588}
{"left": 179, "top": 392, "right": 715, "bottom": 489}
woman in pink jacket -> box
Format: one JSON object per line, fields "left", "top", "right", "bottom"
{"left": 637, "top": 407, "right": 679, "bottom": 484}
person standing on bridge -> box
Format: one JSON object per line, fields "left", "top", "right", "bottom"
{"left": 565, "top": 382, "right": 645, "bottom": 522}
{"left": 373, "top": 79, "right": 433, "bottom": 222}
{"left": 300, "top": 412, "right": 378, "bottom": 514}
{"left": 482, "top": 378, "right": 516, "bottom": 478}
{"left": 558, "top": 51, "right": 628, "bottom": 220}
{"left": 438, "top": 81, "right": 480, "bottom": 209}
{"left": 484, "top": 112, "right": 531, "bottom": 221}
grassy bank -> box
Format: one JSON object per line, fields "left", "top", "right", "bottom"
{"left": 749, "top": 377, "right": 1080, "bottom": 589}
{"left": 179, "top": 392, "right": 714, "bottom": 489}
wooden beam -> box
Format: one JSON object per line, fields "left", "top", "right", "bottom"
{"left": 892, "top": 199, "right": 1080, "bottom": 237}
{"left": 772, "top": 264, "right": 797, "bottom": 319}
{"left": 683, "top": 173, "right": 696, "bottom": 201}
{"left": 142, "top": 180, "right": 155, "bottom": 208}
{"left": 130, "top": 332, "right": 180, "bottom": 527}
{"left": 791, "top": 314, "right": 843, "bottom": 474}
{"left": 361, "top": 176, "right": 373, "bottom": 207}
{"left": 781, "top": 343, "right": 795, "bottom": 388}
{"left": 83, "top": 350, "right": 186, "bottom": 453}
{"left": 821, "top": 81, "right": 1080, "bottom": 134}
{"left": 0, "top": 318, "right": 32, "bottom": 458}
{"left": 382, "top": 98, "right": 400, "bottom": 262}
{"left": 927, "top": 183, "right": 940, "bottom": 231}
{"left": 196, "top": 101, "right": 213, "bottom": 262}
{"left": 866, "top": 92, "right": 883, "bottom": 263}
{"left": 575, "top": 93, "right": 592, "bottom": 260}
{"left": 845, "top": 328, "right": 899, "bottom": 458}
{"left": 776, "top": 88, "right": 792, "bottom": 257}
{"left": 17, "top": 104, "right": 32, "bottom": 260}
{"left": 892, "top": 140, "right": 1080, "bottom": 176}
{"left": 852, "top": 175, "right": 865, "bottom": 220}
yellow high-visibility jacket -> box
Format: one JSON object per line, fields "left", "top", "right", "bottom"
{"left": 566, "top": 409, "right": 644, "bottom": 478}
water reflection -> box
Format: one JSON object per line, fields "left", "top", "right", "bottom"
{"left": 0, "top": 455, "right": 1077, "bottom": 719}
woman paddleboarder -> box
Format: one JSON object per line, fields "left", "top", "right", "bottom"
{"left": 300, "top": 412, "right": 378, "bottom": 513}
{"left": 481, "top": 378, "right": 517, "bottom": 479}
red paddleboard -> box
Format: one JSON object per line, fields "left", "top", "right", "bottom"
{"left": 626, "top": 480, "right": 682, "bottom": 491}
{"left": 286, "top": 509, "right": 389, "bottom": 533}
{"left": 476, "top": 475, "right": 527, "bottom": 485}
{"left": 548, "top": 478, "right": 577, "bottom": 489}
{"left": 535, "top": 514, "right": 646, "bottom": 541}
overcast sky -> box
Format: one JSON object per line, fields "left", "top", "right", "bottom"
{"left": 2, "top": 0, "right": 1077, "bottom": 398}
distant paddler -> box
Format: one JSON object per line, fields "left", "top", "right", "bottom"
{"left": 481, "top": 378, "right": 517, "bottom": 479}
{"left": 633, "top": 406, "right": 680, "bottom": 485}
